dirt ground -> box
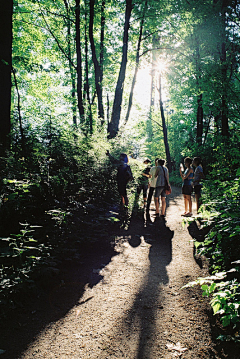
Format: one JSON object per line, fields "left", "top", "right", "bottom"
{"left": 0, "top": 187, "right": 236, "bottom": 358}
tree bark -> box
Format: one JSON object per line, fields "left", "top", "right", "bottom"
{"left": 84, "top": 6, "right": 93, "bottom": 134}
{"left": 221, "top": 40, "right": 229, "bottom": 136}
{"left": 100, "top": 0, "right": 105, "bottom": 86}
{"left": 89, "top": 0, "right": 104, "bottom": 125}
{"left": 195, "top": 40, "right": 203, "bottom": 145}
{"left": 147, "top": 35, "right": 159, "bottom": 141}
{"left": 124, "top": 0, "right": 147, "bottom": 125}
{"left": 159, "top": 73, "right": 172, "bottom": 173}
{"left": 0, "top": 0, "right": 13, "bottom": 154}
{"left": 64, "top": 0, "right": 77, "bottom": 125}
{"left": 108, "top": 0, "right": 132, "bottom": 139}
{"left": 214, "top": 0, "right": 229, "bottom": 136}
{"left": 12, "top": 69, "right": 25, "bottom": 156}
{"left": 196, "top": 94, "right": 203, "bottom": 145}
{"left": 75, "top": 0, "right": 85, "bottom": 123}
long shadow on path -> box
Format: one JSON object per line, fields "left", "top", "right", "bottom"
{"left": 120, "top": 213, "right": 174, "bottom": 359}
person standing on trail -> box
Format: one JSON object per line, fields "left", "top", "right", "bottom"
{"left": 179, "top": 157, "right": 194, "bottom": 217}
{"left": 146, "top": 158, "right": 159, "bottom": 213}
{"left": 154, "top": 159, "right": 170, "bottom": 218}
{"left": 193, "top": 157, "right": 205, "bottom": 212}
{"left": 106, "top": 151, "right": 133, "bottom": 211}
{"left": 136, "top": 158, "right": 151, "bottom": 207}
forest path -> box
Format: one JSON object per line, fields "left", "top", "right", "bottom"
{"left": 4, "top": 187, "right": 221, "bottom": 358}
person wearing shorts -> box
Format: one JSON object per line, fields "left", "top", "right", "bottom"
{"left": 154, "top": 159, "right": 169, "bottom": 217}
{"left": 180, "top": 157, "right": 194, "bottom": 216}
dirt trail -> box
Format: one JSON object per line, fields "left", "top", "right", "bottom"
{"left": 2, "top": 187, "right": 222, "bottom": 358}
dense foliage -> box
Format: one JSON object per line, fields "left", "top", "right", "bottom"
{"left": 184, "top": 137, "right": 240, "bottom": 339}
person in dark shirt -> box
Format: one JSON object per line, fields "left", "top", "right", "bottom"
{"left": 106, "top": 151, "right": 133, "bottom": 211}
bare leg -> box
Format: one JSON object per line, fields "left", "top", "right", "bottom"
{"left": 161, "top": 197, "right": 166, "bottom": 216}
{"left": 184, "top": 195, "right": 188, "bottom": 212}
{"left": 185, "top": 194, "right": 192, "bottom": 215}
{"left": 187, "top": 194, "right": 192, "bottom": 213}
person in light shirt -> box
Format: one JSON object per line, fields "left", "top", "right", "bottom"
{"left": 146, "top": 158, "right": 159, "bottom": 213}
{"left": 154, "top": 159, "right": 170, "bottom": 218}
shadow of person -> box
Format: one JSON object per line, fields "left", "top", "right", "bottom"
{"left": 123, "top": 217, "right": 174, "bottom": 358}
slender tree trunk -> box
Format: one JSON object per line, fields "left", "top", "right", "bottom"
{"left": 0, "top": 0, "right": 13, "bottom": 154}
{"left": 89, "top": 0, "right": 104, "bottom": 125}
{"left": 84, "top": 6, "right": 93, "bottom": 134}
{"left": 124, "top": 0, "right": 147, "bottom": 125}
{"left": 107, "top": 93, "right": 110, "bottom": 124}
{"left": 213, "top": 0, "right": 229, "bottom": 136}
{"left": 203, "top": 114, "right": 212, "bottom": 146}
{"left": 150, "top": 35, "right": 158, "bottom": 110}
{"left": 147, "top": 35, "right": 158, "bottom": 141}
{"left": 195, "top": 41, "right": 203, "bottom": 145}
{"left": 159, "top": 73, "right": 172, "bottom": 172}
{"left": 108, "top": 0, "right": 132, "bottom": 139}
{"left": 221, "top": 40, "right": 229, "bottom": 136}
{"left": 75, "top": 0, "right": 85, "bottom": 122}
{"left": 100, "top": 0, "right": 105, "bottom": 85}
{"left": 196, "top": 94, "right": 203, "bottom": 145}
{"left": 64, "top": 0, "right": 77, "bottom": 125}
{"left": 12, "top": 69, "right": 25, "bottom": 155}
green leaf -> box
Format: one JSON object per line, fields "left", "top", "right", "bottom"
{"left": 221, "top": 316, "right": 231, "bottom": 327}
{"left": 212, "top": 302, "right": 221, "bottom": 314}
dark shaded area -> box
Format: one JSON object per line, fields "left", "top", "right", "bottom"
{"left": 0, "top": 205, "right": 118, "bottom": 359}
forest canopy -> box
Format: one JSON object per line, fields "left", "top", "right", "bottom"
{"left": 1, "top": 0, "right": 239, "bottom": 158}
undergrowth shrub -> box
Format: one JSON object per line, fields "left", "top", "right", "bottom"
{"left": 185, "top": 137, "right": 240, "bottom": 338}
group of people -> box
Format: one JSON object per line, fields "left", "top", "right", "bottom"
{"left": 106, "top": 151, "right": 204, "bottom": 218}
{"left": 136, "top": 157, "right": 170, "bottom": 218}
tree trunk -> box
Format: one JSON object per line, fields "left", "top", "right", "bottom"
{"left": 196, "top": 94, "right": 203, "bottom": 145}
{"left": 221, "top": 40, "right": 229, "bottom": 136}
{"left": 12, "top": 69, "right": 25, "bottom": 156}
{"left": 64, "top": 0, "right": 77, "bottom": 125}
{"left": 100, "top": 0, "right": 105, "bottom": 86}
{"left": 84, "top": 6, "right": 93, "bottom": 134}
{"left": 108, "top": 0, "right": 132, "bottom": 139}
{"left": 107, "top": 93, "right": 110, "bottom": 124}
{"left": 214, "top": 0, "right": 229, "bottom": 136}
{"left": 0, "top": 0, "right": 13, "bottom": 155}
{"left": 159, "top": 73, "right": 172, "bottom": 173}
{"left": 89, "top": 0, "right": 104, "bottom": 125}
{"left": 147, "top": 35, "right": 158, "bottom": 141}
{"left": 195, "top": 40, "right": 203, "bottom": 145}
{"left": 124, "top": 0, "right": 147, "bottom": 125}
{"left": 75, "top": 0, "right": 85, "bottom": 123}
